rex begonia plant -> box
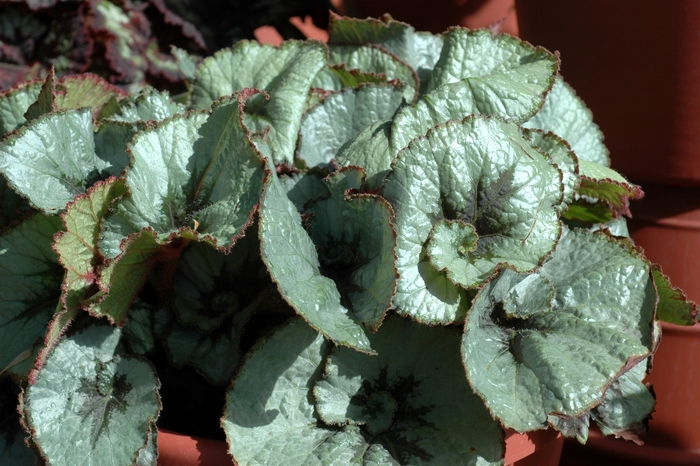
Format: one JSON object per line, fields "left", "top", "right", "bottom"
{"left": 0, "top": 12, "right": 696, "bottom": 466}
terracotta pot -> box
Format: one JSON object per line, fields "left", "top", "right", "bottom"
{"left": 626, "top": 183, "right": 700, "bottom": 450}
{"left": 555, "top": 185, "right": 700, "bottom": 463}
{"left": 505, "top": 428, "right": 563, "bottom": 466}
{"left": 515, "top": 0, "right": 700, "bottom": 187}
{"left": 157, "top": 429, "right": 234, "bottom": 466}
{"left": 343, "top": 0, "right": 518, "bottom": 35}
{"left": 560, "top": 427, "right": 700, "bottom": 466}
{"left": 157, "top": 428, "right": 563, "bottom": 465}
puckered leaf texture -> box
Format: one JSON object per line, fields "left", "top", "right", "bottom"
{"left": 463, "top": 228, "right": 656, "bottom": 433}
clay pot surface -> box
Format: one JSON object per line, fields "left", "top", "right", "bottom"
{"left": 516, "top": 0, "right": 700, "bottom": 186}
{"left": 157, "top": 428, "right": 563, "bottom": 465}
{"left": 157, "top": 429, "right": 234, "bottom": 466}
{"left": 626, "top": 185, "right": 700, "bottom": 448}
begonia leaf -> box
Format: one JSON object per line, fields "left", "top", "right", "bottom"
{"left": 0, "top": 214, "right": 63, "bottom": 378}
{"left": 334, "top": 120, "right": 393, "bottom": 190}
{"left": 591, "top": 358, "right": 655, "bottom": 441}
{"left": 0, "top": 108, "right": 110, "bottom": 214}
{"left": 223, "top": 316, "right": 504, "bottom": 465}
{"left": 327, "top": 13, "right": 443, "bottom": 91}
{"left": 22, "top": 325, "right": 160, "bottom": 466}
{"left": 311, "top": 65, "right": 396, "bottom": 94}
{"left": 280, "top": 171, "right": 329, "bottom": 212}
{"left": 523, "top": 128, "right": 579, "bottom": 212}
{"left": 304, "top": 167, "right": 397, "bottom": 330}
{"left": 164, "top": 292, "right": 254, "bottom": 385}
{"left": 391, "top": 29, "right": 558, "bottom": 151}
{"left": 223, "top": 318, "right": 333, "bottom": 465}
{"left": 89, "top": 228, "right": 175, "bottom": 325}
{"left": 122, "top": 302, "right": 157, "bottom": 355}
{"left": 327, "top": 44, "right": 418, "bottom": 100}
{"left": 259, "top": 169, "right": 373, "bottom": 352}
{"left": 108, "top": 88, "right": 185, "bottom": 124}
{"left": 577, "top": 159, "right": 643, "bottom": 216}
{"left": 523, "top": 77, "right": 610, "bottom": 166}
{"left": 54, "top": 177, "right": 128, "bottom": 313}
{"left": 0, "top": 80, "right": 42, "bottom": 135}
{"left": 53, "top": 74, "right": 127, "bottom": 118}
{"left": 0, "top": 175, "right": 33, "bottom": 229}
{"left": 297, "top": 83, "right": 405, "bottom": 168}
{"left": 100, "top": 94, "right": 266, "bottom": 258}
{"left": 93, "top": 120, "right": 136, "bottom": 177}
{"left": 23, "top": 71, "right": 127, "bottom": 123}
{"left": 190, "top": 40, "right": 326, "bottom": 164}
{"left": 652, "top": 265, "right": 698, "bottom": 325}
{"left": 313, "top": 315, "right": 504, "bottom": 464}
{"left": 384, "top": 115, "right": 563, "bottom": 324}
{"left": 463, "top": 228, "right": 655, "bottom": 433}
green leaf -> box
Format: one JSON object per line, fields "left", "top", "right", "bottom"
{"left": 108, "top": 88, "right": 185, "bottom": 124}
{"left": 304, "top": 167, "right": 397, "bottom": 330}
{"left": 463, "top": 229, "right": 656, "bottom": 432}
{"left": 171, "top": 46, "right": 199, "bottom": 82}
{"left": 23, "top": 325, "right": 160, "bottom": 466}
{"left": 523, "top": 77, "right": 610, "bottom": 166}
{"left": 190, "top": 41, "right": 326, "bottom": 164}
{"left": 652, "top": 265, "right": 698, "bottom": 325}
{"left": 53, "top": 74, "right": 127, "bottom": 119}
{"left": 591, "top": 358, "right": 654, "bottom": 442}
{"left": 0, "top": 80, "right": 43, "bottom": 135}
{"left": 334, "top": 120, "right": 393, "bottom": 190}
{"left": 280, "top": 171, "right": 329, "bottom": 212}
{"left": 561, "top": 199, "right": 615, "bottom": 225}
{"left": 24, "top": 69, "right": 56, "bottom": 122}
{"left": 93, "top": 120, "right": 136, "bottom": 177}
{"left": 170, "top": 242, "right": 241, "bottom": 332}
{"left": 100, "top": 94, "right": 266, "bottom": 258}
{"left": 327, "top": 13, "right": 443, "bottom": 91}
{"left": 0, "top": 175, "right": 33, "bottom": 229}
{"left": 311, "top": 65, "right": 396, "bottom": 93}
{"left": 90, "top": 229, "right": 190, "bottom": 324}
{"left": 0, "top": 214, "right": 63, "bottom": 378}
{"left": 313, "top": 315, "right": 504, "bottom": 464}
{"left": 383, "top": 115, "right": 563, "bottom": 324}
{"left": 0, "top": 109, "right": 110, "bottom": 214}
{"left": 259, "top": 170, "right": 373, "bottom": 352}
{"left": 25, "top": 70, "right": 128, "bottom": 122}
{"left": 577, "top": 159, "right": 643, "bottom": 216}
{"left": 594, "top": 217, "right": 630, "bottom": 238}
{"left": 164, "top": 298, "right": 252, "bottom": 385}
{"left": 223, "top": 318, "right": 334, "bottom": 465}
{"left": 224, "top": 316, "right": 503, "bottom": 465}
{"left": 523, "top": 128, "right": 579, "bottom": 212}
{"left": 425, "top": 219, "right": 479, "bottom": 287}
{"left": 170, "top": 223, "right": 269, "bottom": 333}
{"left": 327, "top": 45, "right": 418, "bottom": 101}
{"left": 297, "top": 84, "right": 405, "bottom": 168}
{"left": 391, "top": 29, "right": 558, "bottom": 151}
{"left": 122, "top": 302, "right": 157, "bottom": 355}
{"left": 54, "top": 178, "right": 128, "bottom": 313}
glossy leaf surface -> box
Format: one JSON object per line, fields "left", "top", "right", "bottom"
{"left": 23, "top": 325, "right": 160, "bottom": 466}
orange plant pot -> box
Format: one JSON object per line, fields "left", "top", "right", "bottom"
{"left": 627, "top": 184, "right": 700, "bottom": 452}
{"left": 157, "top": 428, "right": 563, "bottom": 465}
{"left": 515, "top": 0, "right": 700, "bottom": 187}
{"left": 556, "top": 184, "right": 700, "bottom": 464}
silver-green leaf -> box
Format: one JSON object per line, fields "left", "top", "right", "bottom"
{"left": 23, "top": 325, "right": 160, "bottom": 466}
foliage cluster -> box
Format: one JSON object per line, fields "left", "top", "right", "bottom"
{"left": 0, "top": 13, "right": 696, "bottom": 466}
